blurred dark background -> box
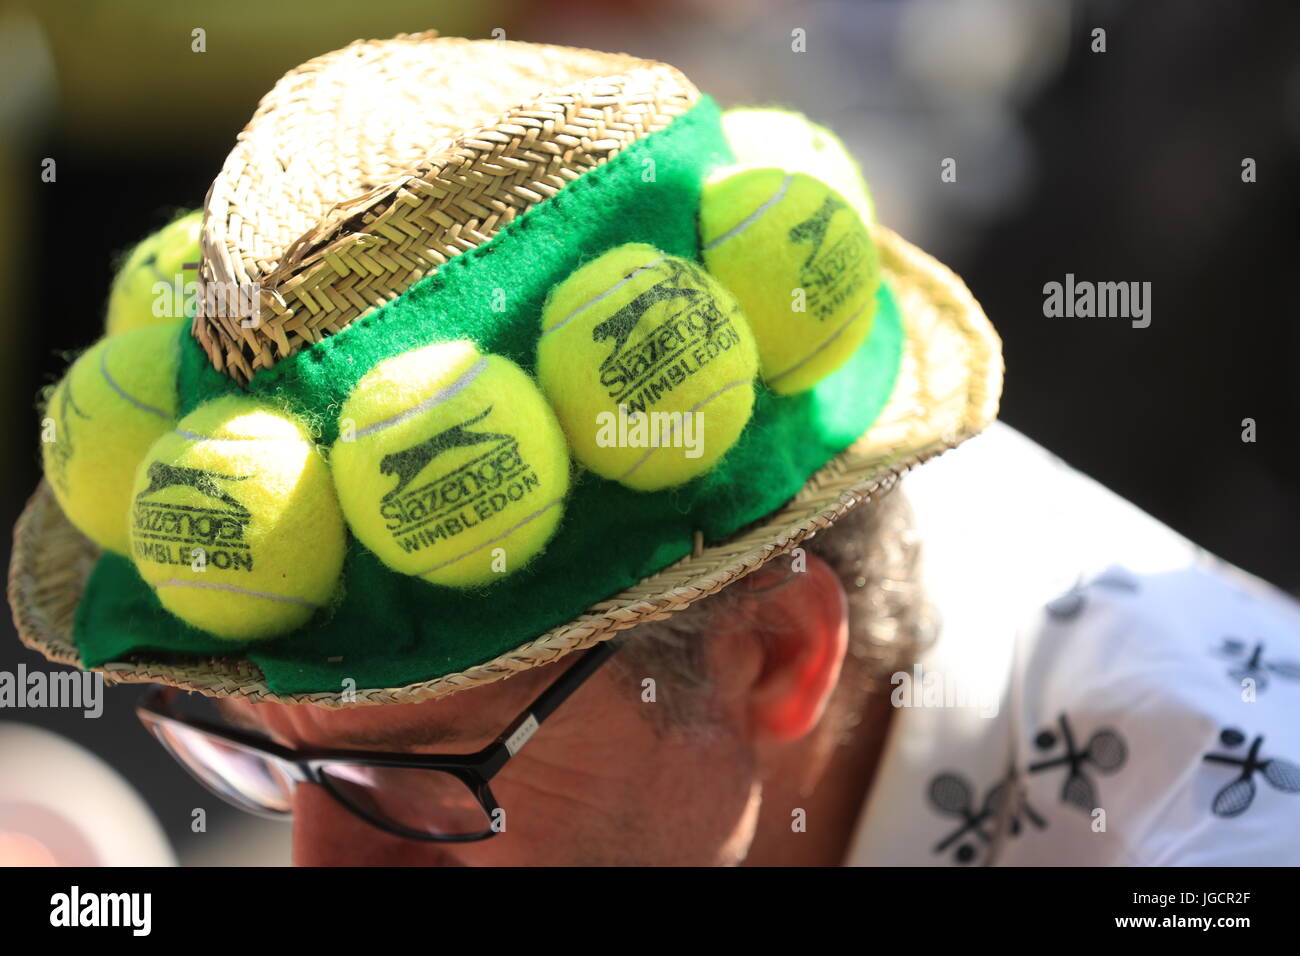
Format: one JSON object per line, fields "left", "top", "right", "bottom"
{"left": 1, "top": 0, "right": 1296, "bottom": 864}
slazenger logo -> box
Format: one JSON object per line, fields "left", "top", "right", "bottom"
{"left": 45, "top": 382, "right": 89, "bottom": 492}
{"left": 788, "top": 193, "right": 868, "bottom": 320}
{"left": 378, "top": 406, "right": 541, "bottom": 550}
{"left": 379, "top": 406, "right": 509, "bottom": 502}
{"left": 592, "top": 258, "right": 705, "bottom": 376}
{"left": 593, "top": 259, "right": 743, "bottom": 413}
{"left": 132, "top": 462, "right": 253, "bottom": 570}
{"left": 136, "top": 461, "right": 249, "bottom": 515}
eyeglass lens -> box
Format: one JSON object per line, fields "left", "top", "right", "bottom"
{"left": 148, "top": 718, "right": 494, "bottom": 838}
{"left": 320, "top": 764, "right": 494, "bottom": 838}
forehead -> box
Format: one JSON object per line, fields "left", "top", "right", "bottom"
{"left": 217, "top": 657, "right": 566, "bottom": 751}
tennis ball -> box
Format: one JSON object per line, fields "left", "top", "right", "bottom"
{"left": 699, "top": 168, "right": 880, "bottom": 395}
{"left": 105, "top": 210, "right": 202, "bottom": 337}
{"left": 721, "top": 108, "right": 876, "bottom": 224}
{"left": 537, "top": 243, "right": 759, "bottom": 491}
{"left": 41, "top": 321, "right": 183, "bottom": 554}
{"left": 331, "top": 341, "right": 570, "bottom": 587}
{"left": 129, "top": 396, "right": 345, "bottom": 641}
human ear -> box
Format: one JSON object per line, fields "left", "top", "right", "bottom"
{"left": 727, "top": 551, "right": 850, "bottom": 743}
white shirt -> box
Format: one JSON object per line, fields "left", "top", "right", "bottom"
{"left": 845, "top": 423, "right": 1300, "bottom": 866}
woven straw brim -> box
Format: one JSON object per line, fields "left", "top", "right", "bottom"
{"left": 8, "top": 225, "right": 1002, "bottom": 707}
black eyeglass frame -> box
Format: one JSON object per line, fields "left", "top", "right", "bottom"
{"left": 135, "top": 636, "right": 624, "bottom": 843}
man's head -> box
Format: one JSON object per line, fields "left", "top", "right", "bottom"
{"left": 218, "top": 487, "right": 928, "bottom": 865}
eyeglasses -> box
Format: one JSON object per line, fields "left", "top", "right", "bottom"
{"left": 136, "top": 638, "right": 624, "bottom": 843}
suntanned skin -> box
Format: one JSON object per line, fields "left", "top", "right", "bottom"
{"left": 221, "top": 552, "right": 896, "bottom": 866}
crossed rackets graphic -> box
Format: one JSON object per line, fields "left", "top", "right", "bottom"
{"left": 929, "top": 769, "right": 1047, "bottom": 864}
{"left": 1203, "top": 728, "right": 1300, "bottom": 817}
{"left": 1044, "top": 568, "right": 1139, "bottom": 621}
{"left": 928, "top": 715, "right": 1126, "bottom": 863}
{"left": 1028, "top": 714, "right": 1127, "bottom": 810}
{"left": 926, "top": 676, "right": 1300, "bottom": 862}
{"left": 1214, "top": 638, "right": 1300, "bottom": 693}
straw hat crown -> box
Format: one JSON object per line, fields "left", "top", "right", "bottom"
{"left": 198, "top": 31, "right": 698, "bottom": 381}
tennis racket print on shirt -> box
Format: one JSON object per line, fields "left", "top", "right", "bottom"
{"left": 1044, "top": 567, "right": 1140, "bottom": 621}
{"left": 1213, "top": 639, "right": 1300, "bottom": 694}
{"left": 928, "top": 767, "right": 1047, "bottom": 864}
{"left": 1028, "top": 714, "right": 1128, "bottom": 811}
{"left": 1203, "top": 728, "right": 1300, "bottom": 818}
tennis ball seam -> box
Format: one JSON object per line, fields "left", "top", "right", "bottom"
{"left": 151, "top": 578, "right": 325, "bottom": 609}
{"left": 416, "top": 497, "right": 565, "bottom": 578}
{"left": 99, "top": 341, "right": 173, "bottom": 420}
{"left": 350, "top": 355, "right": 488, "bottom": 438}
{"left": 540, "top": 255, "right": 669, "bottom": 336}
{"left": 765, "top": 296, "right": 875, "bottom": 389}
{"left": 700, "top": 172, "right": 795, "bottom": 253}
{"left": 617, "top": 376, "right": 753, "bottom": 483}
{"left": 172, "top": 425, "right": 316, "bottom": 443}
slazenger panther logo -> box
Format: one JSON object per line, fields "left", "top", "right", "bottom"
{"left": 136, "top": 461, "right": 249, "bottom": 514}
{"left": 590, "top": 259, "right": 705, "bottom": 371}
{"left": 46, "top": 381, "right": 90, "bottom": 489}
{"left": 787, "top": 193, "right": 847, "bottom": 270}
{"left": 787, "top": 192, "right": 866, "bottom": 320}
{"left": 379, "top": 406, "right": 509, "bottom": 501}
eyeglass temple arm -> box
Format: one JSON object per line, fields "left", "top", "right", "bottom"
{"left": 490, "top": 637, "right": 625, "bottom": 760}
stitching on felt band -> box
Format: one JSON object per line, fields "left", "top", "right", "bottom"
{"left": 701, "top": 174, "right": 794, "bottom": 251}
{"left": 418, "top": 498, "right": 565, "bottom": 577}
{"left": 154, "top": 579, "right": 320, "bottom": 608}
{"left": 100, "top": 344, "right": 171, "bottom": 420}
{"left": 541, "top": 257, "right": 667, "bottom": 338}
{"left": 353, "top": 357, "right": 488, "bottom": 438}
{"left": 619, "top": 377, "right": 752, "bottom": 480}
{"left": 767, "top": 296, "right": 874, "bottom": 389}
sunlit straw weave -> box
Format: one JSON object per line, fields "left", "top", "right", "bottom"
{"left": 195, "top": 31, "right": 698, "bottom": 382}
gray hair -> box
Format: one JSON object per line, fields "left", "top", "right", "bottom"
{"left": 610, "top": 485, "right": 934, "bottom": 738}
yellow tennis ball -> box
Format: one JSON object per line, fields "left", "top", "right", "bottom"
{"left": 41, "top": 321, "right": 183, "bottom": 554}
{"left": 331, "top": 341, "right": 570, "bottom": 588}
{"left": 699, "top": 168, "right": 880, "bottom": 395}
{"left": 129, "top": 396, "right": 345, "bottom": 641}
{"left": 537, "top": 243, "right": 759, "bottom": 491}
{"left": 105, "top": 210, "right": 202, "bottom": 337}
{"left": 721, "top": 108, "right": 876, "bottom": 224}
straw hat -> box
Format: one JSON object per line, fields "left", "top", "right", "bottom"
{"left": 8, "top": 32, "right": 1002, "bottom": 707}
